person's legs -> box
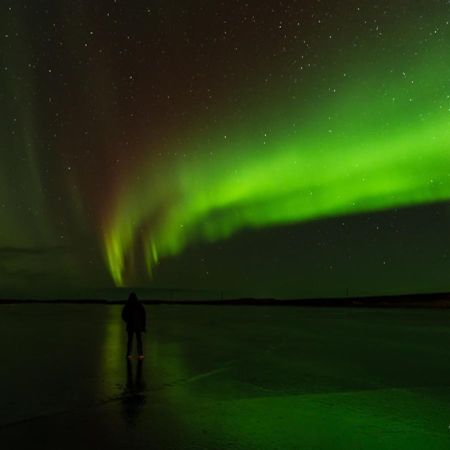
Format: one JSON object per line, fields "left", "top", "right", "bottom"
{"left": 127, "top": 330, "right": 134, "bottom": 356}
{"left": 136, "top": 331, "right": 143, "bottom": 356}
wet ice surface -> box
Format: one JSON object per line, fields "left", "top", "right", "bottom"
{"left": 1, "top": 305, "right": 450, "bottom": 449}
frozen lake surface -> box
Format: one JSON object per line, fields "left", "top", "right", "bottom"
{"left": 1, "top": 304, "right": 450, "bottom": 449}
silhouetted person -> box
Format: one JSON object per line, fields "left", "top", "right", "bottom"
{"left": 121, "top": 292, "right": 146, "bottom": 359}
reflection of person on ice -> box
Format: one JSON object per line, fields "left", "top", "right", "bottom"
{"left": 121, "top": 292, "right": 146, "bottom": 360}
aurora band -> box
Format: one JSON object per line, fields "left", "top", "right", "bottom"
{"left": 103, "top": 49, "right": 450, "bottom": 286}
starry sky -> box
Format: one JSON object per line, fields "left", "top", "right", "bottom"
{"left": 2, "top": 0, "right": 450, "bottom": 299}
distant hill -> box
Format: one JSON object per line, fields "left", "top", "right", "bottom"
{"left": 1, "top": 292, "right": 450, "bottom": 307}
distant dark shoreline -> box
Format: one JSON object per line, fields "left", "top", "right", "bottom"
{"left": 1, "top": 292, "right": 450, "bottom": 308}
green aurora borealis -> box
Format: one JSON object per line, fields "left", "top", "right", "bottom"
{"left": 105, "top": 56, "right": 450, "bottom": 286}
{"left": 2, "top": 1, "right": 450, "bottom": 297}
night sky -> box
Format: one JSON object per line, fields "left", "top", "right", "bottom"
{"left": 2, "top": 0, "right": 450, "bottom": 299}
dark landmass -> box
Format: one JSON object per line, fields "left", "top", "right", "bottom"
{"left": 1, "top": 292, "right": 450, "bottom": 307}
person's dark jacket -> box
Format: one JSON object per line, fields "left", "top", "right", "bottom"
{"left": 122, "top": 296, "right": 146, "bottom": 332}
